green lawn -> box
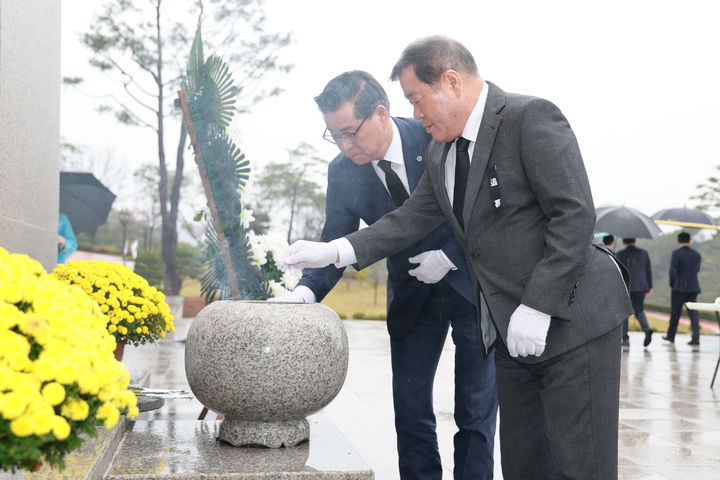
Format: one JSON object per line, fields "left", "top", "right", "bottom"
{"left": 178, "top": 276, "right": 387, "bottom": 319}
{"left": 179, "top": 276, "right": 716, "bottom": 334}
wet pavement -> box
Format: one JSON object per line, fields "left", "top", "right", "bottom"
{"left": 123, "top": 317, "right": 720, "bottom": 480}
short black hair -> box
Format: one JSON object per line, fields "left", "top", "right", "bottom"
{"left": 678, "top": 232, "right": 691, "bottom": 243}
{"left": 602, "top": 235, "right": 614, "bottom": 246}
{"left": 390, "top": 36, "right": 478, "bottom": 85}
{"left": 622, "top": 238, "right": 636, "bottom": 245}
{"left": 314, "top": 70, "right": 389, "bottom": 119}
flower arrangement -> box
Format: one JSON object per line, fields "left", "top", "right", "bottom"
{"left": 0, "top": 247, "right": 138, "bottom": 472}
{"left": 53, "top": 261, "right": 175, "bottom": 347}
{"left": 247, "top": 230, "right": 301, "bottom": 297}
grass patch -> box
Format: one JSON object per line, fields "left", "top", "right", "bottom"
{"left": 179, "top": 277, "right": 202, "bottom": 297}
{"left": 177, "top": 276, "right": 386, "bottom": 320}
{"left": 322, "top": 277, "right": 386, "bottom": 320}
{"left": 634, "top": 313, "right": 715, "bottom": 335}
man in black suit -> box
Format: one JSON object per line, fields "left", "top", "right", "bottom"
{"left": 602, "top": 234, "right": 615, "bottom": 251}
{"left": 273, "top": 71, "right": 497, "bottom": 480}
{"left": 280, "top": 37, "right": 633, "bottom": 480}
{"left": 616, "top": 238, "right": 654, "bottom": 347}
{"left": 663, "top": 232, "right": 702, "bottom": 345}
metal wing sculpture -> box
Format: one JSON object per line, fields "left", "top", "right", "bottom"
{"left": 178, "top": 24, "right": 269, "bottom": 302}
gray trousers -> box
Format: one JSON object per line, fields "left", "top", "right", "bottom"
{"left": 494, "top": 323, "right": 622, "bottom": 480}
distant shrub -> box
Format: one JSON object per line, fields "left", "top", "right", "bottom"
{"left": 337, "top": 313, "right": 348, "bottom": 320}
{"left": 134, "top": 250, "right": 163, "bottom": 288}
{"left": 352, "top": 312, "right": 365, "bottom": 319}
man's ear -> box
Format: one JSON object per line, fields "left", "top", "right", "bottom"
{"left": 375, "top": 104, "right": 390, "bottom": 121}
{"left": 445, "top": 69, "right": 463, "bottom": 96}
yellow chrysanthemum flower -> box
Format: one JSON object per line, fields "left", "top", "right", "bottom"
{"left": 10, "top": 415, "right": 34, "bottom": 437}
{"left": 0, "top": 392, "right": 28, "bottom": 420}
{"left": 61, "top": 397, "right": 89, "bottom": 421}
{"left": 52, "top": 415, "right": 71, "bottom": 440}
{"left": 41, "top": 382, "right": 66, "bottom": 406}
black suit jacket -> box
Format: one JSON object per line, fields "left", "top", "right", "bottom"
{"left": 669, "top": 245, "right": 701, "bottom": 293}
{"left": 616, "top": 245, "right": 652, "bottom": 293}
{"left": 298, "top": 117, "right": 474, "bottom": 339}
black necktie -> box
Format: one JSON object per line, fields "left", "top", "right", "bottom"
{"left": 378, "top": 160, "right": 409, "bottom": 208}
{"left": 453, "top": 137, "right": 471, "bottom": 226}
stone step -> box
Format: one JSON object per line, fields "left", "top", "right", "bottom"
{"left": 105, "top": 418, "right": 373, "bottom": 479}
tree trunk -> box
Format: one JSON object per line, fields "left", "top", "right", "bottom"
{"left": 164, "top": 120, "right": 187, "bottom": 295}
{"left": 155, "top": 0, "right": 181, "bottom": 294}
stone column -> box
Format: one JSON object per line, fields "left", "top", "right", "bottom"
{"left": 0, "top": 0, "right": 62, "bottom": 271}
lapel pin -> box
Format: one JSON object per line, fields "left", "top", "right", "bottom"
{"left": 416, "top": 156, "right": 423, "bottom": 162}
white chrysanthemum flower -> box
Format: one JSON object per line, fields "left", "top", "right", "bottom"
{"left": 268, "top": 280, "right": 291, "bottom": 297}
{"left": 240, "top": 209, "right": 255, "bottom": 229}
{"left": 246, "top": 230, "right": 267, "bottom": 266}
{"left": 257, "top": 232, "right": 288, "bottom": 262}
{"left": 281, "top": 270, "right": 301, "bottom": 290}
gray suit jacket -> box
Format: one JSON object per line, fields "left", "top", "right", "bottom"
{"left": 346, "top": 82, "right": 633, "bottom": 363}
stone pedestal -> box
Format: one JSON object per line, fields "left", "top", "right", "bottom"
{"left": 105, "top": 419, "right": 373, "bottom": 479}
{"left": 185, "top": 301, "right": 349, "bottom": 447}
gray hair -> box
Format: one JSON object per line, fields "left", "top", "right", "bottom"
{"left": 314, "top": 70, "right": 389, "bottom": 119}
{"left": 390, "top": 36, "right": 478, "bottom": 85}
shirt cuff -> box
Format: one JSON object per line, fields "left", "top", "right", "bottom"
{"left": 293, "top": 285, "right": 317, "bottom": 303}
{"left": 331, "top": 237, "right": 357, "bottom": 268}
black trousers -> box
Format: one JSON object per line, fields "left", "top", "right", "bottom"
{"left": 667, "top": 290, "right": 700, "bottom": 342}
{"left": 494, "top": 323, "right": 622, "bottom": 480}
{"left": 623, "top": 291, "right": 651, "bottom": 341}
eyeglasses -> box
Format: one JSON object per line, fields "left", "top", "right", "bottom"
{"left": 322, "top": 114, "right": 370, "bottom": 145}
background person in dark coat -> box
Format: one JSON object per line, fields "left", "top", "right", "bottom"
{"left": 663, "top": 232, "right": 702, "bottom": 345}
{"left": 272, "top": 71, "right": 497, "bottom": 480}
{"left": 602, "top": 234, "right": 615, "bottom": 251}
{"left": 616, "top": 238, "right": 654, "bottom": 347}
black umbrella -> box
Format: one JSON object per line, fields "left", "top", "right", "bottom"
{"left": 59, "top": 172, "right": 116, "bottom": 235}
{"left": 651, "top": 207, "right": 719, "bottom": 230}
{"left": 595, "top": 205, "right": 662, "bottom": 239}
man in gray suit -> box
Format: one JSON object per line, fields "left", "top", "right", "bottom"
{"left": 280, "top": 36, "right": 632, "bottom": 479}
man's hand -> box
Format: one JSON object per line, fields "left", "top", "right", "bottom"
{"left": 267, "top": 291, "right": 306, "bottom": 303}
{"left": 408, "top": 250, "right": 455, "bottom": 284}
{"left": 507, "top": 304, "right": 552, "bottom": 357}
{"left": 278, "top": 240, "right": 338, "bottom": 273}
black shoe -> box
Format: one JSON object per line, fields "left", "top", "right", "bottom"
{"left": 644, "top": 329, "right": 654, "bottom": 347}
{"left": 687, "top": 340, "right": 700, "bottom": 346}
{"left": 622, "top": 339, "right": 630, "bottom": 350}
{"left": 662, "top": 335, "right": 674, "bottom": 344}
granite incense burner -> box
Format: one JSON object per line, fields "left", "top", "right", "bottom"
{"left": 185, "top": 301, "right": 349, "bottom": 447}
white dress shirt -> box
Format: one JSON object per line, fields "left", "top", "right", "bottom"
{"left": 371, "top": 120, "right": 410, "bottom": 194}
{"left": 445, "top": 81, "right": 489, "bottom": 206}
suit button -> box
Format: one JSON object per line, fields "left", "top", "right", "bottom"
{"left": 469, "top": 253, "right": 480, "bottom": 261}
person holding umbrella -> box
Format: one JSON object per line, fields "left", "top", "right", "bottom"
{"left": 58, "top": 211, "right": 77, "bottom": 264}
{"left": 616, "top": 238, "right": 654, "bottom": 347}
{"left": 663, "top": 232, "right": 702, "bottom": 346}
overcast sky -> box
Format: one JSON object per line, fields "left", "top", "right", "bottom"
{"left": 61, "top": 0, "right": 720, "bottom": 227}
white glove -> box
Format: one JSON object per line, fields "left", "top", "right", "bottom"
{"left": 507, "top": 304, "right": 552, "bottom": 357}
{"left": 278, "top": 240, "right": 338, "bottom": 274}
{"left": 267, "top": 291, "right": 306, "bottom": 303}
{"left": 408, "top": 250, "right": 456, "bottom": 284}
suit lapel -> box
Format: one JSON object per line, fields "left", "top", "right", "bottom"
{"left": 354, "top": 161, "right": 396, "bottom": 213}
{"left": 462, "top": 83, "right": 505, "bottom": 228}
{"left": 396, "top": 118, "right": 425, "bottom": 192}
